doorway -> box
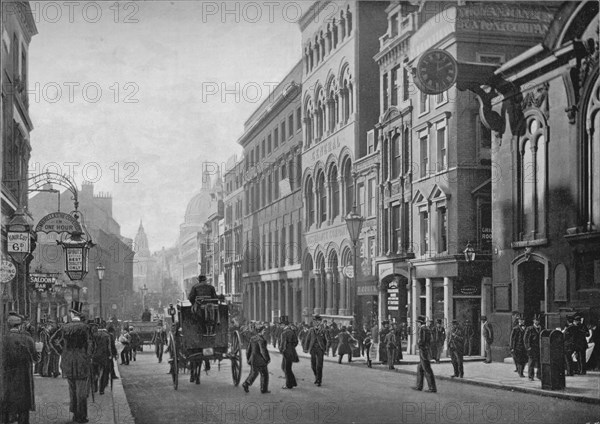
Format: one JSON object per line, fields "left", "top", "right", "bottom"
{"left": 519, "top": 261, "right": 545, "bottom": 324}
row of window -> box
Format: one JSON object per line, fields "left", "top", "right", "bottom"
{"left": 245, "top": 153, "right": 302, "bottom": 214}
{"left": 304, "top": 6, "right": 353, "bottom": 74}
{"left": 245, "top": 107, "right": 302, "bottom": 171}
{"left": 245, "top": 223, "right": 302, "bottom": 273}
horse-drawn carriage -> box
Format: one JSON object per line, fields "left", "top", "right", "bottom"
{"left": 167, "top": 297, "right": 242, "bottom": 390}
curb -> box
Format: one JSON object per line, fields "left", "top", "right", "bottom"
{"left": 385, "top": 366, "right": 600, "bottom": 405}
{"left": 110, "top": 363, "right": 135, "bottom": 424}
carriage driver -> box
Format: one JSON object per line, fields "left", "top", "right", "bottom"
{"left": 188, "top": 275, "right": 223, "bottom": 334}
{"left": 188, "top": 275, "right": 218, "bottom": 305}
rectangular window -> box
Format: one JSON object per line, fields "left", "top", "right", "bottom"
{"left": 391, "top": 66, "right": 400, "bottom": 106}
{"left": 357, "top": 183, "right": 365, "bottom": 216}
{"left": 419, "top": 131, "right": 429, "bottom": 178}
{"left": 296, "top": 108, "right": 302, "bottom": 130}
{"left": 367, "top": 178, "right": 376, "bottom": 217}
{"left": 420, "top": 211, "right": 429, "bottom": 255}
{"left": 367, "top": 129, "right": 375, "bottom": 155}
{"left": 402, "top": 202, "right": 410, "bottom": 251}
{"left": 281, "top": 121, "right": 286, "bottom": 144}
{"left": 403, "top": 68, "right": 410, "bottom": 101}
{"left": 267, "top": 137, "right": 271, "bottom": 154}
{"left": 390, "top": 13, "right": 398, "bottom": 37}
{"left": 268, "top": 232, "right": 272, "bottom": 269}
{"left": 392, "top": 204, "right": 400, "bottom": 253}
{"left": 419, "top": 91, "right": 429, "bottom": 114}
{"left": 280, "top": 229, "right": 286, "bottom": 267}
{"left": 274, "top": 169, "right": 279, "bottom": 199}
{"left": 392, "top": 135, "right": 401, "bottom": 179}
{"left": 436, "top": 122, "right": 447, "bottom": 171}
{"left": 288, "top": 115, "right": 294, "bottom": 138}
{"left": 383, "top": 73, "right": 389, "bottom": 110}
{"left": 274, "top": 128, "right": 279, "bottom": 148}
{"left": 435, "top": 90, "right": 447, "bottom": 106}
{"left": 438, "top": 206, "right": 447, "bottom": 252}
{"left": 273, "top": 229, "right": 278, "bottom": 268}
{"left": 264, "top": 138, "right": 268, "bottom": 158}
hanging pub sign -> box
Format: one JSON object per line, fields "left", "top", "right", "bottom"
{"left": 63, "top": 240, "right": 89, "bottom": 280}
{"left": 30, "top": 273, "right": 57, "bottom": 292}
{"left": 35, "top": 212, "right": 83, "bottom": 235}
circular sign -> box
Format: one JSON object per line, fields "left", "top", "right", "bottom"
{"left": 344, "top": 266, "right": 354, "bottom": 279}
{"left": 416, "top": 49, "right": 458, "bottom": 95}
{"left": 0, "top": 260, "right": 17, "bottom": 283}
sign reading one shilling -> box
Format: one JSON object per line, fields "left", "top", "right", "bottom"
{"left": 35, "top": 212, "right": 82, "bottom": 234}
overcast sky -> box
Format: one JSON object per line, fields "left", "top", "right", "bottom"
{"left": 29, "top": 1, "right": 303, "bottom": 250}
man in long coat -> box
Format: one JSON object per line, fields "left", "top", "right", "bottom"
{"left": 482, "top": 315, "right": 494, "bottom": 364}
{"left": 242, "top": 325, "right": 270, "bottom": 394}
{"left": 279, "top": 318, "right": 299, "bottom": 389}
{"left": 150, "top": 321, "right": 168, "bottom": 363}
{"left": 41, "top": 320, "right": 60, "bottom": 378}
{"left": 336, "top": 326, "right": 356, "bottom": 364}
{"left": 92, "top": 321, "right": 113, "bottom": 395}
{"left": 432, "top": 319, "right": 446, "bottom": 363}
{"left": 510, "top": 315, "right": 528, "bottom": 377}
{"left": 303, "top": 315, "right": 329, "bottom": 387}
{"left": 524, "top": 314, "right": 543, "bottom": 380}
{"left": 447, "top": 320, "right": 464, "bottom": 378}
{"left": 1, "top": 314, "right": 40, "bottom": 424}
{"left": 50, "top": 302, "right": 95, "bottom": 423}
{"left": 412, "top": 315, "right": 437, "bottom": 392}
{"left": 378, "top": 321, "right": 390, "bottom": 365}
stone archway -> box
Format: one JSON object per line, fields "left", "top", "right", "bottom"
{"left": 512, "top": 251, "right": 550, "bottom": 326}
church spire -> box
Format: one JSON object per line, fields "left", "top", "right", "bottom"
{"left": 134, "top": 219, "right": 151, "bottom": 256}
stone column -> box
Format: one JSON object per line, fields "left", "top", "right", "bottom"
{"left": 338, "top": 266, "right": 347, "bottom": 315}
{"left": 443, "top": 277, "right": 453, "bottom": 356}
{"left": 270, "top": 280, "right": 277, "bottom": 322}
{"left": 325, "top": 267, "right": 334, "bottom": 314}
{"left": 411, "top": 278, "right": 421, "bottom": 355}
{"left": 278, "top": 279, "right": 283, "bottom": 317}
{"left": 284, "top": 279, "right": 291, "bottom": 319}
{"left": 292, "top": 279, "right": 300, "bottom": 323}
{"left": 425, "top": 278, "right": 433, "bottom": 321}
{"left": 378, "top": 283, "right": 387, "bottom": 327}
{"left": 314, "top": 270, "right": 323, "bottom": 315}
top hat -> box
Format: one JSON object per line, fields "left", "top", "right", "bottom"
{"left": 436, "top": 319, "right": 443, "bottom": 324}
{"left": 382, "top": 320, "right": 390, "bottom": 326}
{"left": 516, "top": 313, "right": 525, "bottom": 320}
{"left": 313, "top": 314, "right": 322, "bottom": 321}
{"left": 198, "top": 275, "right": 207, "bottom": 282}
{"left": 94, "top": 317, "right": 102, "bottom": 324}
{"left": 533, "top": 313, "right": 543, "bottom": 321}
{"left": 69, "top": 301, "right": 84, "bottom": 316}
{"left": 566, "top": 314, "right": 574, "bottom": 323}
{"left": 416, "top": 315, "right": 426, "bottom": 324}
{"left": 280, "top": 315, "right": 289, "bottom": 325}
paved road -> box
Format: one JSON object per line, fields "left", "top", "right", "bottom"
{"left": 120, "top": 350, "right": 600, "bottom": 424}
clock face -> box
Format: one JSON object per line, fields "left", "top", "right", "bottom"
{"left": 416, "top": 49, "right": 458, "bottom": 95}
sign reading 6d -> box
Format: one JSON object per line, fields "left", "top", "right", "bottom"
{"left": 7, "top": 232, "right": 30, "bottom": 253}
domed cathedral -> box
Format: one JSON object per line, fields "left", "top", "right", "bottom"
{"left": 133, "top": 220, "right": 158, "bottom": 293}
{"left": 179, "top": 165, "right": 223, "bottom": 294}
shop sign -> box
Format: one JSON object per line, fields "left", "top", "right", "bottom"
{"left": 30, "top": 273, "right": 56, "bottom": 292}
{"left": 35, "top": 212, "right": 82, "bottom": 235}
{"left": 0, "top": 260, "right": 17, "bottom": 283}
{"left": 458, "top": 285, "right": 479, "bottom": 296}
{"left": 357, "top": 284, "right": 378, "bottom": 296}
{"left": 7, "top": 232, "right": 30, "bottom": 253}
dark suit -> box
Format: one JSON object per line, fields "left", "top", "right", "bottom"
{"left": 510, "top": 325, "right": 528, "bottom": 376}
{"left": 447, "top": 326, "right": 464, "bottom": 377}
{"left": 524, "top": 324, "right": 542, "bottom": 379}
{"left": 279, "top": 326, "right": 299, "bottom": 388}
{"left": 482, "top": 321, "right": 494, "bottom": 363}
{"left": 51, "top": 319, "right": 94, "bottom": 423}
{"left": 188, "top": 282, "right": 217, "bottom": 303}
{"left": 1, "top": 328, "right": 40, "bottom": 424}
{"left": 416, "top": 325, "right": 436, "bottom": 391}
{"left": 92, "top": 330, "right": 112, "bottom": 394}
{"left": 244, "top": 334, "right": 270, "bottom": 393}
{"left": 304, "top": 326, "right": 329, "bottom": 385}
{"left": 151, "top": 327, "right": 168, "bottom": 363}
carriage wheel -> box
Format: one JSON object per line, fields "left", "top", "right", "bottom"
{"left": 230, "top": 330, "right": 243, "bottom": 386}
{"left": 169, "top": 333, "right": 179, "bottom": 390}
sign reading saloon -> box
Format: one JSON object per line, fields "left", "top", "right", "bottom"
{"left": 30, "top": 273, "right": 57, "bottom": 292}
{"left": 35, "top": 212, "right": 83, "bottom": 235}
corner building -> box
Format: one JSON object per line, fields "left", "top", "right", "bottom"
{"left": 374, "top": 1, "right": 556, "bottom": 354}
{"left": 240, "top": 61, "right": 304, "bottom": 323}
{"left": 485, "top": 1, "right": 599, "bottom": 360}
{"left": 299, "top": 1, "right": 387, "bottom": 325}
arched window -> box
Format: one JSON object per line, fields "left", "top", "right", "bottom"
{"left": 306, "top": 177, "right": 315, "bottom": 228}
{"left": 318, "top": 172, "right": 327, "bottom": 225}
{"left": 343, "top": 158, "right": 354, "bottom": 214}
{"left": 304, "top": 99, "right": 313, "bottom": 147}
{"left": 330, "top": 165, "right": 340, "bottom": 220}
{"left": 517, "top": 113, "right": 547, "bottom": 241}
{"left": 391, "top": 133, "right": 401, "bottom": 179}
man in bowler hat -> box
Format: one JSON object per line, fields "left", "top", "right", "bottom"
{"left": 50, "top": 301, "right": 94, "bottom": 423}
{"left": 447, "top": 320, "right": 464, "bottom": 378}
{"left": 412, "top": 315, "right": 437, "bottom": 392}
{"left": 481, "top": 315, "right": 494, "bottom": 363}
{"left": 242, "top": 325, "right": 271, "bottom": 394}
{"left": 279, "top": 316, "right": 299, "bottom": 389}
{"left": 303, "top": 314, "right": 329, "bottom": 387}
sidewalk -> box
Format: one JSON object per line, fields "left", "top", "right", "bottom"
{"left": 31, "top": 363, "right": 134, "bottom": 424}
{"left": 267, "top": 345, "right": 600, "bottom": 404}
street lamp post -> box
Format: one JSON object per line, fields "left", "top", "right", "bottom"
{"left": 345, "top": 207, "right": 364, "bottom": 323}
{"left": 96, "top": 264, "right": 105, "bottom": 320}
{"left": 141, "top": 284, "right": 148, "bottom": 311}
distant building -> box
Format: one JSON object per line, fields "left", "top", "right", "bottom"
{"left": 133, "top": 220, "right": 158, "bottom": 293}
{"left": 223, "top": 155, "right": 244, "bottom": 307}
{"left": 28, "top": 182, "right": 134, "bottom": 320}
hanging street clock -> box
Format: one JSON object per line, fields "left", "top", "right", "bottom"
{"left": 415, "top": 49, "right": 458, "bottom": 95}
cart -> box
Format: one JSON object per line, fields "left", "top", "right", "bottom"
{"left": 167, "top": 298, "right": 242, "bottom": 390}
